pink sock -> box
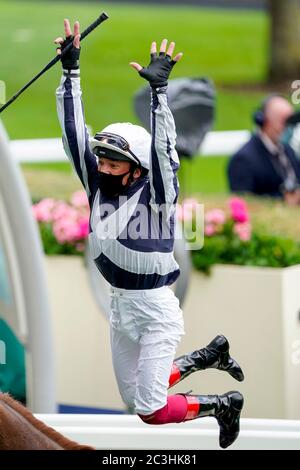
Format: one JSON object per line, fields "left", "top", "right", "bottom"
{"left": 138, "top": 394, "right": 188, "bottom": 425}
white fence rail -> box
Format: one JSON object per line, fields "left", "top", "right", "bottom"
{"left": 10, "top": 130, "right": 251, "bottom": 163}
{"left": 36, "top": 415, "right": 300, "bottom": 450}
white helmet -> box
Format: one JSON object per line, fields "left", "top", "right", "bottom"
{"left": 90, "top": 122, "right": 151, "bottom": 170}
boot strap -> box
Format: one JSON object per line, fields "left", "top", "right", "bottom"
{"left": 168, "top": 364, "right": 181, "bottom": 387}
{"left": 184, "top": 395, "right": 200, "bottom": 420}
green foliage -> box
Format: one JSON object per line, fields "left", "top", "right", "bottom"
{"left": 191, "top": 230, "right": 300, "bottom": 275}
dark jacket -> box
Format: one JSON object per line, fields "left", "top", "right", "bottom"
{"left": 227, "top": 134, "right": 300, "bottom": 197}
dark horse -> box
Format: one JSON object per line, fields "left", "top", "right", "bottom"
{"left": 0, "top": 393, "right": 95, "bottom": 450}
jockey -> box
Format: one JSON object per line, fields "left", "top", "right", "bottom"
{"left": 55, "top": 19, "right": 244, "bottom": 449}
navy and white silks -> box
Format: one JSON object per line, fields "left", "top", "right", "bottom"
{"left": 56, "top": 70, "right": 185, "bottom": 415}
{"left": 56, "top": 70, "right": 180, "bottom": 290}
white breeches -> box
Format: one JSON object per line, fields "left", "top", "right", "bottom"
{"left": 109, "top": 285, "right": 185, "bottom": 415}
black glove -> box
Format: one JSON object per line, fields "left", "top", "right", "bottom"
{"left": 58, "top": 35, "right": 80, "bottom": 70}
{"left": 139, "top": 52, "right": 176, "bottom": 89}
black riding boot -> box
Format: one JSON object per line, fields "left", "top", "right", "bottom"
{"left": 169, "top": 335, "right": 244, "bottom": 387}
{"left": 182, "top": 390, "right": 244, "bottom": 449}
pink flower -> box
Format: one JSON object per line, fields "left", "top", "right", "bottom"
{"left": 177, "top": 198, "right": 199, "bottom": 222}
{"left": 229, "top": 197, "right": 249, "bottom": 223}
{"left": 53, "top": 219, "right": 77, "bottom": 243}
{"left": 33, "top": 191, "right": 90, "bottom": 251}
{"left": 205, "top": 209, "right": 226, "bottom": 226}
{"left": 32, "top": 198, "right": 56, "bottom": 223}
{"left": 205, "top": 224, "right": 216, "bottom": 237}
{"left": 52, "top": 218, "right": 80, "bottom": 244}
{"left": 77, "top": 218, "right": 89, "bottom": 239}
{"left": 71, "top": 190, "right": 89, "bottom": 209}
{"left": 234, "top": 222, "right": 252, "bottom": 241}
{"left": 51, "top": 201, "right": 75, "bottom": 221}
{"left": 52, "top": 205, "right": 90, "bottom": 244}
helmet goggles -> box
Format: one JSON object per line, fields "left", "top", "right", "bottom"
{"left": 92, "top": 132, "right": 141, "bottom": 167}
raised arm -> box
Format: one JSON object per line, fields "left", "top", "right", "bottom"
{"left": 130, "top": 40, "right": 183, "bottom": 207}
{"left": 55, "top": 20, "right": 98, "bottom": 198}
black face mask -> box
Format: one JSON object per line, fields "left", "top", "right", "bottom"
{"left": 98, "top": 171, "right": 131, "bottom": 198}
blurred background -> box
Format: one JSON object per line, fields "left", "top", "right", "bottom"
{"left": 1, "top": 0, "right": 269, "bottom": 198}
{"left": 1, "top": 0, "right": 300, "bottom": 428}
{"left": 2, "top": 0, "right": 300, "bottom": 228}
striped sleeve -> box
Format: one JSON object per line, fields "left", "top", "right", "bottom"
{"left": 149, "top": 89, "right": 180, "bottom": 209}
{"left": 56, "top": 70, "right": 98, "bottom": 197}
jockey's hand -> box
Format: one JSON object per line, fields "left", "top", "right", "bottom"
{"left": 54, "top": 19, "right": 81, "bottom": 70}
{"left": 130, "top": 39, "right": 183, "bottom": 89}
